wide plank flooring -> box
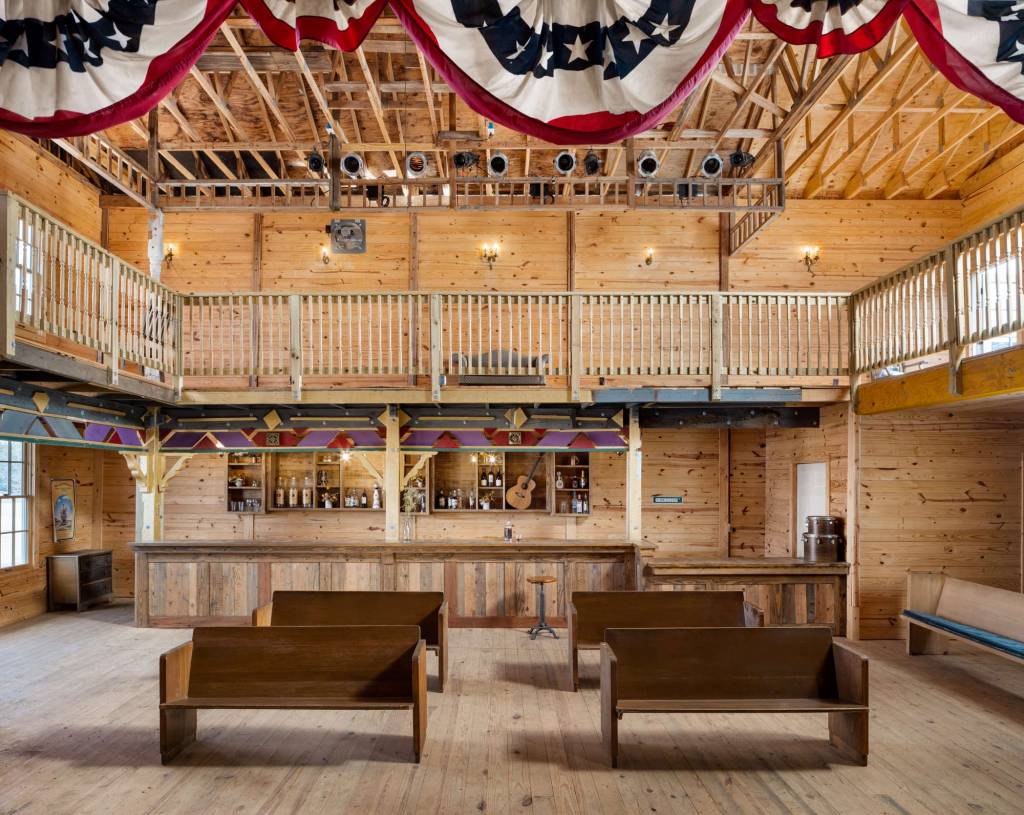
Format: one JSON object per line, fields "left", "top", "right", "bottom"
{"left": 1, "top": 604, "right": 1022, "bottom": 815}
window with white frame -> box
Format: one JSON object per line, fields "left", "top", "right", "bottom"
{"left": 0, "top": 441, "right": 31, "bottom": 569}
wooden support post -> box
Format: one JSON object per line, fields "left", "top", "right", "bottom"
{"left": 0, "top": 193, "right": 20, "bottom": 356}
{"left": 943, "top": 244, "right": 965, "bottom": 394}
{"left": 429, "top": 294, "right": 442, "bottom": 400}
{"left": 570, "top": 295, "right": 582, "bottom": 401}
{"left": 718, "top": 429, "right": 730, "bottom": 557}
{"left": 250, "top": 213, "right": 262, "bottom": 389}
{"left": 409, "top": 214, "right": 419, "bottom": 386}
{"left": 383, "top": 406, "right": 401, "bottom": 543}
{"left": 710, "top": 293, "right": 724, "bottom": 401}
{"left": 625, "top": 406, "right": 642, "bottom": 543}
{"left": 147, "top": 209, "right": 165, "bottom": 281}
{"left": 329, "top": 131, "right": 341, "bottom": 211}
{"left": 845, "top": 406, "right": 861, "bottom": 641}
{"left": 566, "top": 211, "right": 576, "bottom": 291}
{"left": 288, "top": 293, "right": 303, "bottom": 399}
{"left": 124, "top": 426, "right": 194, "bottom": 544}
{"left": 147, "top": 108, "right": 160, "bottom": 210}
{"left": 108, "top": 262, "right": 122, "bottom": 386}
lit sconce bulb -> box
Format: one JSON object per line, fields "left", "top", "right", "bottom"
{"left": 321, "top": 245, "right": 331, "bottom": 265}
{"left": 488, "top": 454, "right": 497, "bottom": 464}
{"left": 470, "top": 453, "right": 478, "bottom": 463}
{"left": 163, "top": 243, "right": 177, "bottom": 267}
{"left": 644, "top": 247, "right": 655, "bottom": 266}
{"left": 802, "top": 245, "right": 821, "bottom": 273}
{"left": 481, "top": 242, "right": 500, "bottom": 270}
{"left": 341, "top": 450, "right": 351, "bottom": 462}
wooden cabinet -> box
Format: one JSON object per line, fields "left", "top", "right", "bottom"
{"left": 430, "top": 451, "right": 555, "bottom": 513}
{"left": 47, "top": 549, "right": 113, "bottom": 612}
{"left": 266, "top": 451, "right": 386, "bottom": 512}
{"left": 553, "top": 452, "right": 590, "bottom": 515}
{"left": 226, "top": 453, "right": 265, "bottom": 514}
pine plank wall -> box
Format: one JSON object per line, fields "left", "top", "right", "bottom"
{"left": 0, "top": 132, "right": 1022, "bottom": 636}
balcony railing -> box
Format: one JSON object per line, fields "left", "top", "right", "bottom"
{"left": 0, "top": 191, "right": 848, "bottom": 401}
{"left": 849, "top": 205, "right": 1024, "bottom": 381}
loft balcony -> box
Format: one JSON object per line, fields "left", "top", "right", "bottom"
{"left": 0, "top": 192, "right": 847, "bottom": 406}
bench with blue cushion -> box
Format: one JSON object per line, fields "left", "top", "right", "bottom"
{"left": 901, "top": 571, "right": 1024, "bottom": 665}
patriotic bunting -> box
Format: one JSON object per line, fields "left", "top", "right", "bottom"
{"left": 0, "top": 0, "right": 1023, "bottom": 141}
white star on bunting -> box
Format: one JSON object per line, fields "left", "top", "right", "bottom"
{"left": 565, "top": 34, "right": 591, "bottom": 64}
{"left": 622, "top": 21, "right": 648, "bottom": 54}
{"left": 509, "top": 39, "right": 528, "bottom": 60}
{"left": 650, "top": 14, "right": 680, "bottom": 41}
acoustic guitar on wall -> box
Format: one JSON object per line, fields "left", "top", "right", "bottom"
{"left": 505, "top": 454, "right": 545, "bottom": 510}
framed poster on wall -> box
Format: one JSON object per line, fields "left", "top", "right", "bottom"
{"left": 51, "top": 479, "right": 76, "bottom": 543}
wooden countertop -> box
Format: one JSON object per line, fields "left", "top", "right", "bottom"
{"left": 133, "top": 539, "right": 651, "bottom": 555}
{"left": 645, "top": 557, "right": 850, "bottom": 575}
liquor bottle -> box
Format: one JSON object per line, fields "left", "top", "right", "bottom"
{"left": 581, "top": 494, "right": 589, "bottom": 514}
{"left": 288, "top": 476, "right": 298, "bottom": 508}
{"left": 302, "top": 476, "right": 313, "bottom": 508}
{"left": 480, "top": 470, "right": 488, "bottom": 487}
{"left": 555, "top": 471, "right": 564, "bottom": 489}
{"left": 275, "top": 477, "right": 285, "bottom": 508}
{"left": 571, "top": 475, "right": 579, "bottom": 489}
{"left": 504, "top": 520, "right": 513, "bottom": 542}
{"left": 495, "top": 470, "right": 503, "bottom": 487}
{"left": 437, "top": 489, "right": 445, "bottom": 509}
{"left": 372, "top": 483, "right": 381, "bottom": 510}
{"left": 360, "top": 489, "right": 368, "bottom": 508}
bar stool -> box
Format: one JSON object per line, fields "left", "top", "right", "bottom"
{"left": 526, "top": 575, "right": 558, "bottom": 640}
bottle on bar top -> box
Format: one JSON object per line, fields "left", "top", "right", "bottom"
{"left": 372, "top": 483, "right": 381, "bottom": 509}
{"left": 504, "top": 520, "right": 513, "bottom": 542}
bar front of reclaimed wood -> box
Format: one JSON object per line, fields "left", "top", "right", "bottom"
{"left": 643, "top": 558, "right": 851, "bottom": 636}
{"left": 133, "top": 539, "right": 650, "bottom": 629}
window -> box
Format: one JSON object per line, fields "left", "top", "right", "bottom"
{"left": 0, "top": 441, "right": 31, "bottom": 569}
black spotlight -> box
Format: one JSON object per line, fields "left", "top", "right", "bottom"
{"left": 554, "top": 150, "right": 576, "bottom": 175}
{"left": 700, "top": 153, "right": 724, "bottom": 178}
{"left": 677, "top": 182, "right": 704, "bottom": 200}
{"left": 453, "top": 151, "right": 479, "bottom": 170}
{"left": 488, "top": 152, "right": 509, "bottom": 177}
{"left": 729, "top": 150, "right": 754, "bottom": 170}
{"left": 636, "top": 150, "right": 660, "bottom": 178}
{"left": 405, "top": 151, "right": 428, "bottom": 178}
{"left": 306, "top": 151, "right": 325, "bottom": 174}
{"left": 341, "top": 152, "right": 365, "bottom": 178}
{"left": 366, "top": 184, "right": 391, "bottom": 207}
{"left": 529, "top": 182, "right": 554, "bottom": 204}
{"left": 583, "top": 151, "right": 602, "bottom": 175}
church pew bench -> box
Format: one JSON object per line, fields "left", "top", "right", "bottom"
{"left": 902, "top": 571, "right": 1024, "bottom": 665}
{"left": 159, "top": 625, "right": 427, "bottom": 764}
{"left": 252, "top": 590, "right": 449, "bottom": 690}
{"left": 568, "top": 590, "right": 763, "bottom": 690}
{"left": 600, "top": 626, "right": 869, "bottom": 768}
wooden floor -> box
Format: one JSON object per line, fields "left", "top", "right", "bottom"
{"left": 1, "top": 605, "right": 1022, "bottom": 815}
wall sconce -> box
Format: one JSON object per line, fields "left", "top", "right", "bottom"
{"left": 644, "top": 247, "right": 655, "bottom": 266}
{"left": 321, "top": 245, "right": 331, "bottom": 266}
{"left": 163, "top": 243, "right": 177, "bottom": 268}
{"left": 802, "top": 246, "right": 820, "bottom": 274}
{"left": 481, "top": 242, "right": 500, "bottom": 270}
{"left": 340, "top": 450, "right": 351, "bottom": 462}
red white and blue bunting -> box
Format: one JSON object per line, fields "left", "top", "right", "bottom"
{"left": 0, "top": 0, "right": 1022, "bottom": 141}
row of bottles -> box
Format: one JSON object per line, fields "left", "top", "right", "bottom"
{"left": 274, "top": 476, "right": 381, "bottom": 509}
{"left": 559, "top": 492, "right": 589, "bottom": 514}
{"left": 554, "top": 470, "right": 586, "bottom": 489}
{"left": 479, "top": 468, "right": 503, "bottom": 488}
{"left": 435, "top": 488, "right": 503, "bottom": 511}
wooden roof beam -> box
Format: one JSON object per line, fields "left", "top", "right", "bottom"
{"left": 295, "top": 48, "right": 346, "bottom": 143}
{"left": 354, "top": 47, "right": 403, "bottom": 175}
{"left": 220, "top": 24, "right": 297, "bottom": 143}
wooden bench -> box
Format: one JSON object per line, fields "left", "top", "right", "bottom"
{"left": 568, "top": 591, "right": 763, "bottom": 690}
{"left": 902, "top": 571, "right": 1024, "bottom": 664}
{"left": 600, "top": 626, "right": 869, "bottom": 768}
{"left": 159, "top": 625, "right": 427, "bottom": 764}
{"left": 253, "top": 590, "right": 449, "bottom": 690}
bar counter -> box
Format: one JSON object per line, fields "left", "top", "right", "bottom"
{"left": 644, "top": 557, "right": 850, "bottom": 635}
{"left": 133, "top": 539, "right": 655, "bottom": 629}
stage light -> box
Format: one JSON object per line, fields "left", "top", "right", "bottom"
{"left": 700, "top": 153, "right": 724, "bottom": 178}
{"left": 405, "top": 151, "right": 428, "bottom": 178}
{"left": 583, "top": 151, "right": 602, "bottom": 175}
{"left": 636, "top": 150, "right": 660, "bottom": 178}
{"left": 529, "top": 182, "right": 554, "bottom": 204}
{"left": 554, "top": 150, "right": 576, "bottom": 175}
{"left": 676, "top": 182, "right": 703, "bottom": 200}
{"left": 453, "top": 151, "right": 479, "bottom": 170}
{"left": 341, "top": 152, "right": 365, "bottom": 178}
{"left": 307, "top": 151, "right": 325, "bottom": 174}
{"left": 729, "top": 150, "right": 754, "bottom": 170}
{"left": 488, "top": 152, "right": 509, "bottom": 177}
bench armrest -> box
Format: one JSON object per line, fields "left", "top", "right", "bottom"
{"left": 160, "top": 641, "right": 193, "bottom": 705}
{"left": 906, "top": 571, "right": 944, "bottom": 616}
{"left": 832, "top": 640, "right": 869, "bottom": 706}
{"left": 251, "top": 602, "right": 273, "bottom": 627}
{"left": 743, "top": 601, "right": 765, "bottom": 627}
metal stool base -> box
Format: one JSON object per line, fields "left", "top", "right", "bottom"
{"left": 527, "top": 580, "right": 558, "bottom": 639}
{"left": 527, "top": 621, "right": 558, "bottom": 640}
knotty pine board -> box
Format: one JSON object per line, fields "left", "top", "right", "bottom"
{"left": 729, "top": 429, "right": 766, "bottom": 557}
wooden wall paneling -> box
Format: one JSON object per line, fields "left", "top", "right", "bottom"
{"left": 573, "top": 212, "right": 719, "bottom": 290}
{"left": 268, "top": 562, "right": 322, "bottom": 592}
{"left": 0, "top": 134, "right": 102, "bottom": 241}
{"left": 729, "top": 429, "right": 766, "bottom": 557}
{"left": 415, "top": 212, "right": 567, "bottom": 290}
{"left": 207, "top": 561, "right": 259, "bottom": 618}
{"left": 568, "top": 560, "right": 627, "bottom": 593}
{"left": 148, "top": 561, "right": 203, "bottom": 618}
{"left": 960, "top": 141, "right": 1024, "bottom": 232}
{"left": 394, "top": 559, "right": 446, "bottom": 592}
{"left": 730, "top": 200, "right": 962, "bottom": 292}
{"left": 326, "top": 559, "right": 383, "bottom": 591}
{"left": 102, "top": 452, "right": 136, "bottom": 596}
{"left": 855, "top": 411, "right": 1024, "bottom": 639}
{"left": 451, "top": 559, "right": 564, "bottom": 625}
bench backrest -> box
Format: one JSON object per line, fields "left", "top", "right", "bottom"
{"left": 573, "top": 591, "right": 748, "bottom": 645}
{"left": 188, "top": 625, "right": 420, "bottom": 701}
{"left": 605, "top": 626, "right": 837, "bottom": 701}
{"left": 270, "top": 591, "right": 443, "bottom": 645}
{"left": 935, "top": 577, "right": 1024, "bottom": 642}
